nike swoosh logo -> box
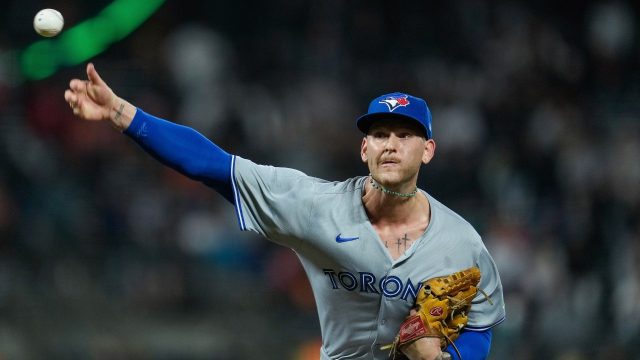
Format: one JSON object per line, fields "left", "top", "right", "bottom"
{"left": 336, "top": 234, "right": 359, "bottom": 243}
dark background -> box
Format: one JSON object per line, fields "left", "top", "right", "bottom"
{"left": 1, "top": 0, "right": 639, "bottom": 359}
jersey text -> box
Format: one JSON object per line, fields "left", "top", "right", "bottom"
{"left": 323, "top": 269, "right": 422, "bottom": 303}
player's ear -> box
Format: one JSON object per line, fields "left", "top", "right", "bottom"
{"left": 422, "top": 138, "right": 436, "bottom": 164}
{"left": 360, "top": 137, "right": 368, "bottom": 163}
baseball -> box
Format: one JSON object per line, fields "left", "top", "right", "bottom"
{"left": 33, "top": 9, "right": 64, "bottom": 37}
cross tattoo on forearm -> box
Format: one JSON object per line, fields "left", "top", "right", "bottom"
{"left": 114, "top": 102, "right": 125, "bottom": 122}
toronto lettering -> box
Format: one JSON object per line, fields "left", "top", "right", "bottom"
{"left": 322, "top": 269, "right": 422, "bottom": 303}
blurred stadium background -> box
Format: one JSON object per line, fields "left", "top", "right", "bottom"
{"left": 1, "top": 0, "right": 639, "bottom": 359}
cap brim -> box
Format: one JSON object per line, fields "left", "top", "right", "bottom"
{"left": 356, "top": 112, "right": 429, "bottom": 138}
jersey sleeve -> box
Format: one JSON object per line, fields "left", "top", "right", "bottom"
{"left": 230, "top": 156, "right": 315, "bottom": 245}
{"left": 125, "top": 109, "right": 233, "bottom": 202}
{"left": 466, "top": 243, "right": 506, "bottom": 331}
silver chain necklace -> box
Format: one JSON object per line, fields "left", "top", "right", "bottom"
{"left": 369, "top": 174, "right": 418, "bottom": 198}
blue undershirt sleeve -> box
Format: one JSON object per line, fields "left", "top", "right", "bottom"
{"left": 445, "top": 329, "right": 492, "bottom": 360}
{"left": 124, "top": 108, "right": 233, "bottom": 203}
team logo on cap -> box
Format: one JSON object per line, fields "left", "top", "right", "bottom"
{"left": 379, "top": 95, "right": 410, "bottom": 112}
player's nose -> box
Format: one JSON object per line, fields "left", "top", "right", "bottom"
{"left": 384, "top": 134, "right": 400, "bottom": 150}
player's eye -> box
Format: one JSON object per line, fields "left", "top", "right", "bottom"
{"left": 371, "top": 131, "right": 388, "bottom": 139}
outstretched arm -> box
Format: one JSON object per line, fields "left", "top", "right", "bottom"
{"left": 124, "top": 109, "right": 233, "bottom": 202}
{"left": 64, "top": 63, "right": 233, "bottom": 202}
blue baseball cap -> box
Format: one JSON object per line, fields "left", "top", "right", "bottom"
{"left": 356, "top": 92, "right": 432, "bottom": 139}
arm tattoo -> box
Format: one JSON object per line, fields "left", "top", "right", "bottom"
{"left": 114, "top": 102, "right": 125, "bottom": 122}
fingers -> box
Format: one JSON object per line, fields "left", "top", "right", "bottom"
{"left": 64, "top": 89, "right": 75, "bottom": 103}
{"left": 86, "top": 63, "right": 106, "bottom": 86}
{"left": 64, "top": 89, "right": 78, "bottom": 109}
{"left": 64, "top": 89, "right": 82, "bottom": 115}
{"left": 69, "top": 79, "right": 87, "bottom": 92}
{"left": 65, "top": 63, "right": 110, "bottom": 120}
{"left": 67, "top": 79, "right": 89, "bottom": 111}
{"left": 65, "top": 87, "right": 83, "bottom": 106}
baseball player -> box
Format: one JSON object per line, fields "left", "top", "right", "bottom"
{"left": 64, "top": 63, "right": 505, "bottom": 360}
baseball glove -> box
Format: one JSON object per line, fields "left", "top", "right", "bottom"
{"left": 382, "top": 266, "right": 489, "bottom": 360}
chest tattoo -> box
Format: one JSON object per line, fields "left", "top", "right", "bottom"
{"left": 401, "top": 233, "right": 411, "bottom": 250}
{"left": 384, "top": 233, "right": 412, "bottom": 251}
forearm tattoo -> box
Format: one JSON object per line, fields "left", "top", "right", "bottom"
{"left": 114, "top": 102, "right": 125, "bottom": 122}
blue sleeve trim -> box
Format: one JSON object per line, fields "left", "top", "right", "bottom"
{"left": 124, "top": 107, "right": 145, "bottom": 136}
{"left": 124, "top": 108, "right": 233, "bottom": 203}
{"left": 230, "top": 156, "right": 247, "bottom": 231}
{"left": 445, "top": 329, "right": 492, "bottom": 360}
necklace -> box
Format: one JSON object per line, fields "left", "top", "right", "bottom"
{"left": 369, "top": 174, "right": 418, "bottom": 198}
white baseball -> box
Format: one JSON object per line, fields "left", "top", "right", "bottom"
{"left": 33, "top": 9, "right": 64, "bottom": 37}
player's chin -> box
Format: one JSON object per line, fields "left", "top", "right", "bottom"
{"left": 373, "top": 169, "right": 404, "bottom": 185}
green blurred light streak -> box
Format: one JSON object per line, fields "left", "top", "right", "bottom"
{"left": 20, "top": 0, "right": 165, "bottom": 80}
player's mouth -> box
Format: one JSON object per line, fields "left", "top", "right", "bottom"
{"left": 379, "top": 158, "right": 400, "bottom": 166}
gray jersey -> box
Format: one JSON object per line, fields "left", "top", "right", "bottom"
{"left": 231, "top": 156, "right": 505, "bottom": 360}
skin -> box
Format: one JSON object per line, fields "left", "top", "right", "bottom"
{"left": 64, "top": 63, "right": 444, "bottom": 360}
{"left": 64, "top": 63, "right": 136, "bottom": 131}
{"left": 400, "top": 309, "right": 445, "bottom": 360}
{"left": 361, "top": 119, "right": 433, "bottom": 194}
{"left": 360, "top": 120, "right": 441, "bottom": 360}
{"left": 360, "top": 119, "right": 436, "bottom": 260}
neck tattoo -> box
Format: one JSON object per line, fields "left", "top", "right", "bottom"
{"left": 369, "top": 174, "right": 417, "bottom": 198}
